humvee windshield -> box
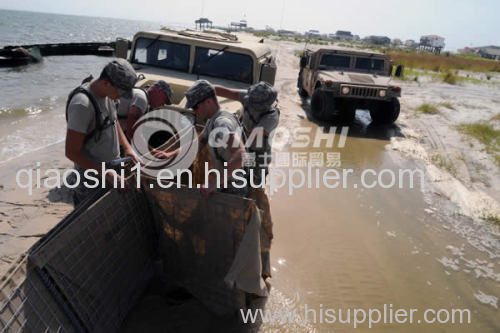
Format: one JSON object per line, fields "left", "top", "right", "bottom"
{"left": 193, "top": 47, "right": 253, "bottom": 84}
{"left": 132, "top": 37, "right": 254, "bottom": 84}
{"left": 355, "top": 58, "right": 385, "bottom": 72}
{"left": 133, "top": 37, "right": 190, "bottom": 72}
{"left": 320, "top": 54, "right": 350, "bottom": 68}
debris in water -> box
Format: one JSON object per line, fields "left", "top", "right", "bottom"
{"left": 473, "top": 290, "right": 498, "bottom": 309}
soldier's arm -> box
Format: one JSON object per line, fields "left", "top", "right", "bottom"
{"left": 225, "top": 133, "right": 246, "bottom": 176}
{"left": 117, "top": 120, "right": 142, "bottom": 165}
{"left": 125, "top": 105, "right": 143, "bottom": 141}
{"left": 214, "top": 85, "right": 241, "bottom": 101}
{"left": 65, "top": 129, "right": 101, "bottom": 171}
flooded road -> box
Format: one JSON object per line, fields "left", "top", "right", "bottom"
{"left": 260, "top": 41, "right": 500, "bottom": 332}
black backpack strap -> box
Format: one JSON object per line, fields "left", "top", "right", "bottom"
{"left": 66, "top": 80, "right": 114, "bottom": 142}
{"left": 247, "top": 106, "right": 280, "bottom": 127}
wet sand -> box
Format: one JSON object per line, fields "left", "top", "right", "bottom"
{"left": 263, "top": 40, "right": 499, "bottom": 332}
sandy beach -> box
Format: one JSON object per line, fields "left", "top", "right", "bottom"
{"left": 0, "top": 142, "right": 73, "bottom": 276}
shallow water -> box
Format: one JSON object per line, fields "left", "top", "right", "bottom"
{"left": 0, "top": 9, "right": 165, "bottom": 163}
{"left": 260, "top": 40, "right": 499, "bottom": 332}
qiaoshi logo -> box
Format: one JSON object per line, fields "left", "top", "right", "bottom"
{"left": 130, "top": 109, "right": 198, "bottom": 177}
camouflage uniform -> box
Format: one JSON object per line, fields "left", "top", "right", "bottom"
{"left": 239, "top": 82, "right": 279, "bottom": 184}
{"left": 185, "top": 80, "right": 247, "bottom": 196}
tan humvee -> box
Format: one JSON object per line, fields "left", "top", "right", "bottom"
{"left": 116, "top": 29, "right": 276, "bottom": 113}
{"left": 297, "top": 47, "right": 402, "bottom": 124}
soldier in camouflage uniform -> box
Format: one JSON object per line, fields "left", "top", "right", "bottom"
{"left": 65, "top": 59, "right": 142, "bottom": 206}
{"left": 185, "top": 80, "right": 248, "bottom": 197}
{"left": 215, "top": 81, "right": 280, "bottom": 185}
{"left": 215, "top": 82, "right": 279, "bottom": 279}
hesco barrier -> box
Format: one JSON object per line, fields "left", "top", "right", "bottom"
{"left": 0, "top": 178, "right": 268, "bottom": 332}
{"left": 143, "top": 180, "right": 252, "bottom": 314}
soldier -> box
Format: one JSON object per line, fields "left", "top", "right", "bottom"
{"left": 65, "top": 59, "right": 142, "bottom": 206}
{"left": 185, "top": 80, "right": 247, "bottom": 196}
{"left": 214, "top": 81, "right": 279, "bottom": 185}
{"left": 214, "top": 82, "right": 278, "bottom": 278}
{"left": 117, "top": 80, "right": 174, "bottom": 140}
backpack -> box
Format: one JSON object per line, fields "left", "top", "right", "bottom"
{"left": 66, "top": 75, "right": 115, "bottom": 142}
{"left": 243, "top": 104, "right": 280, "bottom": 134}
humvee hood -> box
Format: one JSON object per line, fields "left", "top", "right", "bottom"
{"left": 317, "top": 71, "right": 392, "bottom": 86}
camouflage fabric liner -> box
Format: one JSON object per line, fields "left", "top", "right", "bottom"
{"left": 142, "top": 179, "right": 254, "bottom": 314}
{"left": 0, "top": 160, "right": 273, "bottom": 330}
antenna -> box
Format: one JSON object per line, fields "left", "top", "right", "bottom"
{"left": 279, "top": 0, "right": 285, "bottom": 30}
{"left": 200, "top": 0, "right": 205, "bottom": 18}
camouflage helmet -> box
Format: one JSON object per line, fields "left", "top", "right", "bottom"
{"left": 185, "top": 80, "right": 216, "bottom": 109}
{"left": 243, "top": 81, "right": 277, "bottom": 112}
{"left": 153, "top": 80, "right": 173, "bottom": 105}
{"left": 103, "top": 59, "right": 138, "bottom": 99}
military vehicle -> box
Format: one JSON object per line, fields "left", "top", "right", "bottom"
{"left": 297, "top": 47, "right": 402, "bottom": 124}
{"left": 115, "top": 28, "right": 277, "bottom": 113}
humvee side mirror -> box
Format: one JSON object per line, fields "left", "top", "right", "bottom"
{"left": 260, "top": 61, "right": 277, "bottom": 85}
{"left": 395, "top": 65, "right": 404, "bottom": 77}
{"left": 115, "top": 38, "right": 129, "bottom": 59}
{"left": 300, "top": 55, "right": 308, "bottom": 68}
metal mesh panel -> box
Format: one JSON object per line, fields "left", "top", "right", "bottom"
{"left": 0, "top": 255, "right": 74, "bottom": 333}
{"left": 29, "top": 189, "right": 155, "bottom": 333}
{"left": 142, "top": 181, "right": 252, "bottom": 314}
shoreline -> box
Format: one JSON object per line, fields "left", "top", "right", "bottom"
{"left": 0, "top": 141, "right": 73, "bottom": 275}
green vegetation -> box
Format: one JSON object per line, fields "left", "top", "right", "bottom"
{"left": 439, "top": 102, "right": 455, "bottom": 110}
{"left": 389, "top": 50, "right": 500, "bottom": 73}
{"left": 416, "top": 103, "right": 440, "bottom": 114}
{"left": 456, "top": 123, "right": 500, "bottom": 165}
{"left": 252, "top": 31, "right": 272, "bottom": 38}
{"left": 442, "top": 70, "right": 457, "bottom": 84}
{"left": 490, "top": 113, "right": 500, "bottom": 121}
{"left": 431, "top": 153, "right": 456, "bottom": 175}
{"left": 481, "top": 213, "right": 500, "bottom": 224}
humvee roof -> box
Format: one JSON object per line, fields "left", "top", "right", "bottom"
{"left": 135, "top": 29, "right": 272, "bottom": 59}
{"left": 307, "top": 46, "right": 387, "bottom": 57}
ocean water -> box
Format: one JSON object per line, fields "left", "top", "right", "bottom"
{"left": 0, "top": 9, "right": 185, "bottom": 163}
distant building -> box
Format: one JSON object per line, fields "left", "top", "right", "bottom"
{"left": 195, "top": 17, "right": 213, "bottom": 30}
{"left": 277, "top": 29, "right": 297, "bottom": 36}
{"left": 404, "top": 39, "right": 417, "bottom": 48}
{"left": 475, "top": 46, "right": 500, "bottom": 60}
{"left": 265, "top": 25, "right": 274, "bottom": 32}
{"left": 306, "top": 30, "right": 321, "bottom": 38}
{"left": 230, "top": 20, "right": 247, "bottom": 31}
{"left": 391, "top": 38, "right": 403, "bottom": 47}
{"left": 419, "top": 35, "right": 445, "bottom": 54}
{"left": 363, "top": 35, "right": 391, "bottom": 46}
{"left": 330, "top": 30, "right": 354, "bottom": 41}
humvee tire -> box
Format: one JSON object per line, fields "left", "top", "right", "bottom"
{"left": 311, "top": 89, "right": 335, "bottom": 121}
{"left": 338, "top": 101, "right": 356, "bottom": 124}
{"left": 369, "top": 98, "right": 400, "bottom": 124}
{"left": 298, "top": 80, "right": 308, "bottom": 98}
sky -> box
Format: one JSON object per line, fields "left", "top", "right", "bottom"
{"left": 0, "top": 0, "right": 499, "bottom": 51}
